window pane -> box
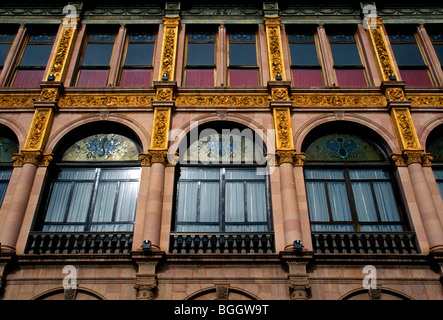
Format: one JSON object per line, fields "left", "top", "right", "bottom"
{"left": 115, "top": 181, "right": 139, "bottom": 222}
{"left": 360, "top": 225, "right": 403, "bottom": 232}
{"left": 200, "top": 182, "right": 219, "bottom": 222}
{"left": 391, "top": 43, "right": 425, "bottom": 66}
{"left": 306, "top": 182, "right": 329, "bottom": 221}
{"left": 186, "top": 69, "right": 214, "bottom": 86}
{"left": 100, "top": 168, "right": 140, "bottom": 180}
{"left": 92, "top": 182, "right": 117, "bottom": 222}
{"left": 125, "top": 43, "right": 154, "bottom": 66}
{"left": 82, "top": 43, "right": 114, "bottom": 66}
{"left": 176, "top": 181, "right": 198, "bottom": 222}
{"left": 121, "top": 69, "right": 151, "bottom": 87}
{"left": 400, "top": 69, "right": 431, "bottom": 87}
{"left": 19, "top": 44, "right": 53, "bottom": 67}
{"left": 58, "top": 168, "right": 96, "bottom": 180}
{"left": 290, "top": 43, "right": 319, "bottom": 66}
{"left": 349, "top": 169, "right": 390, "bottom": 180}
{"left": 330, "top": 43, "right": 361, "bottom": 66}
{"left": 335, "top": 69, "right": 367, "bottom": 87}
{"left": 45, "top": 182, "right": 72, "bottom": 222}
{"left": 292, "top": 69, "right": 323, "bottom": 87}
{"left": 246, "top": 182, "right": 267, "bottom": 223}
{"left": 180, "top": 167, "right": 220, "bottom": 180}
{"left": 304, "top": 169, "right": 344, "bottom": 180}
{"left": 77, "top": 69, "right": 108, "bottom": 87}
{"left": 311, "top": 224, "right": 354, "bottom": 232}
{"left": 187, "top": 43, "right": 214, "bottom": 66}
{"left": 351, "top": 182, "right": 378, "bottom": 222}
{"left": 229, "top": 43, "right": 256, "bottom": 66}
{"left": 327, "top": 182, "right": 352, "bottom": 221}
{"left": 12, "top": 70, "right": 44, "bottom": 87}
{"left": 0, "top": 43, "right": 11, "bottom": 66}
{"left": 373, "top": 182, "right": 401, "bottom": 222}
{"left": 433, "top": 44, "right": 443, "bottom": 67}
{"left": 225, "top": 181, "right": 245, "bottom": 222}
{"left": 229, "top": 69, "right": 258, "bottom": 87}
{"left": 66, "top": 182, "right": 93, "bottom": 223}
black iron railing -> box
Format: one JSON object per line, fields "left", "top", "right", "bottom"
{"left": 311, "top": 232, "right": 418, "bottom": 254}
{"left": 25, "top": 232, "right": 133, "bottom": 254}
{"left": 169, "top": 232, "right": 275, "bottom": 254}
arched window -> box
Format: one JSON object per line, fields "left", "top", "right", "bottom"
{"left": 173, "top": 122, "right": 271, "bottom": 233}
{"left": 36, "top": 127, "right": 141, "bottom": 233}
{"left": 426, "top": 125, "right": 443, "bottom": 199}
{"left": 303, "top": 126, "right": 407, "bottom": 233}
{"left": 0, "top": 127, "right": 18, "bottom": 207}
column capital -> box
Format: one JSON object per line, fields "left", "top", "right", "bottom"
{"left": 391, "top": 150, "right": 433, "bottom": 167}
{"left": 272, "top": 150, "right": 305, "bottom": 167}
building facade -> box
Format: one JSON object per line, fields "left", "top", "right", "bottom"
{"left": 0, "top": 0, "right": 443, "bottom": 300}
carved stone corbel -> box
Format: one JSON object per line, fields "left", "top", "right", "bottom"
{"left": 134, "top": 277, "right": 158, "bottom": 300}
{"left": 289, "top": 275, "right": 311, "bottom": 300}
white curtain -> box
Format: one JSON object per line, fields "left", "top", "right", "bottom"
{"left": 305, "top": 181, "right": 329, "bottom": 222}
{"left": 0, "top": 168, "right": 12, "bottom": 206}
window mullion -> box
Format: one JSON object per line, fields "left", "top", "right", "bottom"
{"left": 220, "top": 167, "right": 225, "bottom": 232}
{"left": 86, "top": 168, "right": 101, "bottom": 232}
{"left": 343, "top": 169, "right": 360, "bottom": 232}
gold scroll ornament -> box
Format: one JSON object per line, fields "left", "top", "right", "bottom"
{"left": 264, "top": 17, "right": 286, "bottom": 81}
{"left": 273, "top": 107, "right": 294, "bottom": 150}
{"left": 158, "top": 17, "right": 181, "bottom": 81}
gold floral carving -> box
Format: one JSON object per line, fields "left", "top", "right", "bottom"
{"left": 24, "top": 109, "right": 54, "bottom": 151}
{"left": 390, "top": 108, "right": 420, "bottom": 150}
{"left": 47, "top": 27, "right": 76, "bottom": 82}
{"left": 139, "top": 150, "right": 169, "bottom": 166}
{"left": 368, "top": 20, "right": 399, "bottom": 81}
{"left": 392, "top": 151, "right": 432, "bottom": 167}
{"left": 58, "top": 94, "right": 154, "bottom": 107}
{"left": 271, "top": 87, "right": 290, "bottom": 101}
{"left": 12, "top": 151, "right": 53, "bottom": 167}
{"left": 175, "top": 95, "right": 269, "bottom": 107}
{"left": 150, "top": 108, "right": 171, "bottom": 150}
{"left": 156, "top": 88, "right": 174, "bottom": 101}
{"left": 291, "top": 94, "right": 386, "bottom": 107}
{"left": 0, "top": 95, "right": 36, "bottom": 107}
{"left": 273, "top": 108, "right": 294, "bottom": 150}
{"left": 39, "top": 88, "right": 59, "bottom": 102}
{"left": 159, "top": 17, "right": 180, "bottom": 81}
{"left": 409, "top": 95, "right": 443, "bottom": 107}
{"left": 385, "top": 88, "right": 406, "bottom": 101}
{"left": 274, "top": 150, "right": 305, "bottom": 166}
{"left": 264, "top": 17, "right": 285, "bottom": 81}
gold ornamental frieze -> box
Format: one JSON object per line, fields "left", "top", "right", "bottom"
{"left": 58, "top": 94, "right": 154, "bottom": 107}
{"left": 408, "top": 94, "right": 443, "bottom": 107}
{"left": 0, "top": 95, "right": 36, "bottom": 107}
{"left": 390, "top": 107, "right": 421, "bottom": 151}
{"left": 273, "top": 107, "right": 294, "bottom": 150}
{"left": 158, "top": 17, "right": 180, "bottom": 81}
{"left": 150, "top": 108, "right": 171, "bottom": 150}
{"left": 175, "top": 94, "right": 269, "bottom": 107}
{"left": 46, "top": 26, "right": 77, "bottom": 82}
{"left": 291, "top": 94, "right": 386, "bottom": 107}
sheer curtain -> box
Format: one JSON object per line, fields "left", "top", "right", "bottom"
{"left": 0, "top": 169, "right": 12, "bottom": 207}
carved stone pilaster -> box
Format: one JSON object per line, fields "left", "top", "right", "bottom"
{"left": 272, "top": 106, "right": 294, "bottom": 150}
{"left": 264, "top": 16, "right": 286, "bottom": 81}
{"left": 289, "top": 276, "right": 311, "bottom": 300}
{"left": 159, "top": 16, "right": 181, "bottom": 81}
{"left": 134, "top": 277, "right": 158, "bottom": 300}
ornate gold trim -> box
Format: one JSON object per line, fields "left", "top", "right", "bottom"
{"left": 12, "top": 151, "right": 53, "bottom": 167}
{"left": 0, "top": 95, "right": 37, "bottom": 107}
{"left": 23, "top": 108, "right": 54, "bottom": 151}
{"left": 139, "top": 150, "right": 170, "bottom": 166}
{"left": 150, "top": 108, "right": 171, "bottom": 150}
{"left": 291, "top": 94, "right": 386, "bottom": 107}
{"left": 271, "top": 87, "right": 290, "bottom": 101}
{"left": 409, "top": 95, "right": 443, "bottom": 107}
{"left": 390, "top": 107, "right": 421, "bottom": 151}
{"left": 58, "top": 94, "right": 154, "bottom": 107}
{"left": 175, "top": 94, "right": 269, "bottom": 107}
{"left": 264, "top": 17, "right": 286, "bottom": 81}
{"left": 367, "top": 18, "right": 399, "bottom": 82}
{"left": 392, "top": 150, "right": 432, "bottom": 167}
{"left": 274, "top": 150, "right": 305, "bottom": 166}
{"left": 273, "top": 107, "right": 294, "bottom": 150}
{"left": 46, "top": 26, "right": 77, "bottom": 82}
{"left": 158, "top": 16, "right": 181, "bottom": 81}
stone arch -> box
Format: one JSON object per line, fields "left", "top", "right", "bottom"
{"left": 44, "top": 113, "right": 150, "bottom": 155}
{"left": 0, "top": 115, "right": 27, "bottom": 150}
{"left": 184, "top": 285, "right": 260, "bottom": 300}
{"left": 32, "top": 286, "right": 106, "bottom": 300}
{"left": 417, "top": 114, "right": 443, "bottom": 151}
{"left": 339, "top": 287, "right": 413, "bottom": 300}
{"left": 294, "top": 114, "right": 400, "bottom": 155}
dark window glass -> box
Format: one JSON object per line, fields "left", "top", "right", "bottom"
{"left": 82, "top": 43, "right": 114, "bottom": 67}
{"left": 19, "top": 45, "right": 54, "bottom": 67}
{"left": 125, "top": 43, "right": 154, "bottom": 66}
{"left": 187, "top": 43, "right": 215, "bottom": 66}
{"left": 290, "top": 43, "right": 319, "bottom": 66}
{"left": 429, "top": 32, "right": 443, "bottom": 68}
{"left": 330, "top": 43, "right": 361, "bottom": 66}
{"left": 229, "top": 43, "right": 256, "bottom": 66}
{"left": 0, "top": 34, "right": 15, "bottom": 67}
{"left": 391, "top": 43, "right": 425, "bottom": 67}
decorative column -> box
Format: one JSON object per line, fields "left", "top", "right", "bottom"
{"left": 0, "top": 24, "right": 26, "bottom": 87}
{"left": 0, "top": 11, "right": 80, "bottom": 251}
{"left": 367, "top": 16, "right": 443, "bottom": 252}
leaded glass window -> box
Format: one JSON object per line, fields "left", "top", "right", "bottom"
{"left": 174, "top": 124, "right": 271, "bottom": 233}
{"left": 304, "top": 133, "right": 407, "bottom": 232}
{"left": 39, "top": 133, "right": 141, "bottom": 232}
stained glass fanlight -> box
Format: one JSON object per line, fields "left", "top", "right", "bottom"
{"left": 62, "top": 133, "right": 139, "bottom": 162}
{"left": 0, "top": 136, "right": 18, "bottom": 162}
{"left": 304, "top": 133, "right": 385, "bottom": 162}
{"left": 183, "top": 131, "right": 265, "bottom": 164}
{"left": 428, "top": 136, "right": 443, "bottom": 162}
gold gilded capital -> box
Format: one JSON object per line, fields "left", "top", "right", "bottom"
{"left": 392, "top": 150, "right": 432, "bottom": 167}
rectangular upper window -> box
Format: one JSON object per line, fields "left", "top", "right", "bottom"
{"left": 327, "top": 29, "right": 367, "bottom": 87}
{"left": 0, "top": 33, "right": 15, "bottom": 68}
{"left": 12, "top": 29, "right": 56, "bottom": 87}
{"left": 120, "top": 30, "right": 156, "bottom": 87}
{"left": 288, "top": 30, "right": 323, "bottom": 87}
{"left": 388, "top": 27, "right": 431, "bottom": 87}
{"left": 184, "top": 30, "right": 216, "bottom": 87}
{"left": 77, "top": 31, "right": 116, "bottom": 87}
{"left": 429, "top": 30, "right": 443, "bottom": 69}
{"left": 228, "top": 29, "right": 259, "bottom": 87}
